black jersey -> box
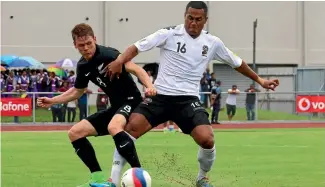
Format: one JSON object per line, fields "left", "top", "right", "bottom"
{"left": 74, "top": 45, "right": 142, "bottom": 106}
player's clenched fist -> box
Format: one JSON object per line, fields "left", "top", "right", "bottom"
{"left": 37, "top": 97, "right": 54, "bottom": 108}
{"left": 145, "top": 87, "right": 157, "bottom": 97}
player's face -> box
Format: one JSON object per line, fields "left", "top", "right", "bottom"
{"left": 74, "top": 35, "right": 97, "bottom": 60}
{"left": 184, "top": 7, "right": 207, "bottom": 37}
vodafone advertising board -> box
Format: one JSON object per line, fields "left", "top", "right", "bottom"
{"left": 296, "top": 95, "right": 325, "bottom": 113}
{"left": 0, "top": 98, "right": 32, "bottom": 116}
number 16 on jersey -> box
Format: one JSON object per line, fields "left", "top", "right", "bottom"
{"left": 191, "top": 102, "right": 200, "bottom": 108}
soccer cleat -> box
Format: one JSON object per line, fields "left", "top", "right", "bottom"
{"left": 89, "top": 181, "right": 116, "bottom": 187}
{"left": 76, "top": 171, "right": 107, "bottom": 187}
{"left": 196, "top": 177, "right": 215, "bottom": 187}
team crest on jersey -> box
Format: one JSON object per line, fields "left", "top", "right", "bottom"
{"left": 98, "top": 63, "right": 105, "bottom": 74}
{"left": 202, "top": 45, "right": 209, "bottom": 57}
{"left": 98, "top": 63, "right": 104, "bottom": 71}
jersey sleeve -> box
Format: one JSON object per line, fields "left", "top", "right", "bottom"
{"left": 74, "top": 64, "right": 89, "bottom": 89}
{"left": 212, "top": 37, "right": 242, "bottom": 68}
{"left": 134, "top": 28, "right": 171, "bottom": 52}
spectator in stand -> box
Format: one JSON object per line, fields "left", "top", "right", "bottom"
{"left": 210, "top": 80, "right": 222, "bottom": 124}
{"left": 49, "top": 72, "right": 61, "bottom": 97}
{"left": 209, "top": 73, "right": 217, "bottom": 91}
{"left": 67, "top": 98, "right": 77, "bottom": 123}
{"left": 15, "top": 70, "right": 22, "bottom": 86}
{"left": 39, "top": 71, "right": 50, "bottom": 97}
{"left": 18, "top": 70, "right": 30, "bottom": 92}
{"left": 51, "top": 91, "right": 64, "bottom": 123}
{"left": 59, "top": 81, "right": 70, "bottom": 122}
{"left": 78, "top": 89, "right": 92, "bottom": 120}
{"left": 205, "top": 68, "right": 211, "bottom": 80}
{"left": 68, "top": 70, "right": 76, "bottom": 88}
{"left": 29, "top": 70, "right": 38, "bottom": 101}
{"left": 66, "top": 81, "right": 78, "bottom": 123}
{"left": 226, "top": 85, "right": 240, "bottom": 121}
{"left": 200, "top": 72, "right": 209, "bottom": 107}
{"left": 29, "top": 70, "right": 38, "bottom": 92}
{"left": 208, "top": 72, "right": 217, "bottom": 105}
{"left": 0, "top": 73, "right": 5, "bottom": 97}
{"left": 5, "top": 71, "right": 15, "bottom": 97}
{"left": 245, "top": 84, "right": 260, "bottom": 120}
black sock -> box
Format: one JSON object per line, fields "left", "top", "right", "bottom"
{"left": 113, "top": 131, "right": 141, "bottom": 168}
{"left": 71, "top": 137, "right": 102, "bottom": 173}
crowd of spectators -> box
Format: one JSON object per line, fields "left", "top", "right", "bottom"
{"left": 0, "top": 68, "right": 109, "bottom": 123}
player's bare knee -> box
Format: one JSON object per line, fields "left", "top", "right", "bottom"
{"left": 68, "top": 120, "right": 96, "bottom": 142}
{"left": 108, "top": 124, "right": 123, "bottom": 136}
{"left": 192, "top": 125, "right": 215, "bottom": 149}
{"left": 68, "top": 127, "right": 84, "bottom": 142}
{"left": 108, "top": 114, "right": 127, "bottom": 136}
{"left": 199, "top": 135, "right": 215, "bottom": 149}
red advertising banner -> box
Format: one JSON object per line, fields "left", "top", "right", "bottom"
{"left": 296, "top": 95, "right": 325, "bottom": 113}
{"left": 0, "top": 98, "right": 32, "bottom": 116}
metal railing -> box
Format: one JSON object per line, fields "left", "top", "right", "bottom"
{"left": 1, "top": 91, "right": 325, "bottom": 124}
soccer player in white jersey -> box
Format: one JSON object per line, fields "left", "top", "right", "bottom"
{"left": 91, "top": 1, "right": 279, "bottom": 187}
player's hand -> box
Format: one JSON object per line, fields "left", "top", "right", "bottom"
{"left": 260, "top": 78, "right": 279, "bottom": 91}
{"left": 37, "top": 97, "right": 54, "bottom": 108}
{"left": 145, "top": 87, "right": 157, "bottom": 97}
{"left": 106, "top": 59, "right": 123, "bottom": 81}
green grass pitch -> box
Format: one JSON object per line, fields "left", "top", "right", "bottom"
{"left": 2, "top": 128, "right": 325, "bottom": 187}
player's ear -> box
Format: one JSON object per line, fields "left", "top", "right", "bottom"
{"left": 73, "top": 41, "right": 77, "bottom": 48}
{"left": 93, "top": 36, "right": 97, "bottom": 43}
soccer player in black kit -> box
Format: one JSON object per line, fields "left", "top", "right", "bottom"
{"left": 37, "top": 23, "right": 156, "bottom": 187}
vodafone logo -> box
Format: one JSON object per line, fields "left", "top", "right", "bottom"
{"left": 297, "top": 98, "right": 311, "bottom": 111}
{"left": 296, "top": 95, "right": 325, "bottom": 113}
{"left": 0, "top": 98, "right": 32, "bottom": 116}
{"left": 0, "top": 101, "right": 30, "bottom": 111}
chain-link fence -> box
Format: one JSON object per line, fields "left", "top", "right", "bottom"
{"left": 1, "top": 91, "right": 324, "bottom": 124}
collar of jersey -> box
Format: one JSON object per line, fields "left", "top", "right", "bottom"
{"left": 178, "top": 24, "right": 205, "bottom": 40}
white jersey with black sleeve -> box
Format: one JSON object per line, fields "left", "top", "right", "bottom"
{"left": 134, "top": 24, "right": 243, "bottom": 97}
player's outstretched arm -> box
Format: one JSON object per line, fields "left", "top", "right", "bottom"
{"left": 116, "top": 45, "right": 139, "bottom": 67}
{"left": 234, "top": 62, "right": 279, "bottom": 91}
{"left": 51, "top": 87, "right": 85, "bottom": 104}
{"left": 37, "top": 87, "right": 85, "bottom": 108}
{"left": 125, "top": 61, "right": 157, "bottom": 96}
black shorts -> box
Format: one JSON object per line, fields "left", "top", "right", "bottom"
{"left": 133, "top": 94, "right": 210, "bottom": 134}
{"left": 226, "top": 104, "right": 236, "bottom": 115}
{"left": 86, "top": 98, "right": 141, "bottom": 136}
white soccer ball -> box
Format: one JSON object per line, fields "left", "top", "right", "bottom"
{"left": 121, "top": 168, "right": 152, "bottom": 187}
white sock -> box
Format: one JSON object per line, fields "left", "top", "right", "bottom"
{"left": 110, "top": 131, "right": 136, "bottom": 185}
{"left": 197, "top": 145, "right": 216, "bottom": 181}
